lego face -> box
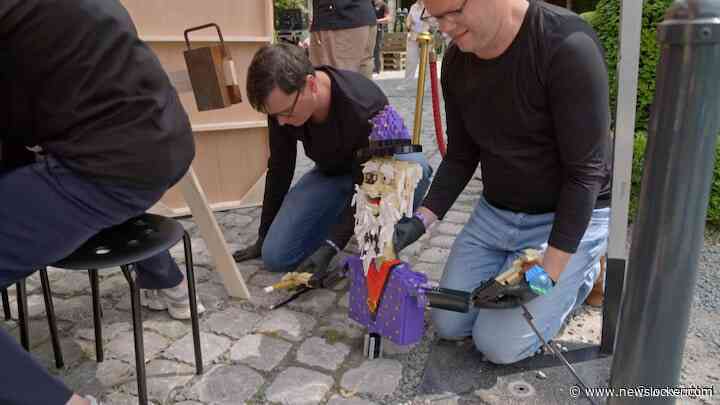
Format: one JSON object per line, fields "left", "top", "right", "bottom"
{"left": 361, "top": 159, "right": 400, "bottom": 217}
{"left": 353, "top": 157, "right": 423, "bottom": 274}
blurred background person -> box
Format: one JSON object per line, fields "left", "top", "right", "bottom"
{"left": 372, "top": 0, "right": 392, "bottom": 76}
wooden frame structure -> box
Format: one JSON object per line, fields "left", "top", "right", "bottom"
{"left": 120, "top": 0, "right": 276, "bottom": 299}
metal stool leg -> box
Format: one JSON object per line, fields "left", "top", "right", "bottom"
{"left": 39, "top": 269, "right": 64, "bottom": 368}
{"left": 2, "top": 289, "right": 11, "bottom": 320}
{"left": 88, "top": 269, "right": 103, "bottom": 362}
{"left": 183, "top": 231, "right": 203, "bottom": 374}
{"left": 16, "top": 280, "right": 29, "bottom": 351}
{"left": 122, "top": 265, "right": 147, "bottom": 405}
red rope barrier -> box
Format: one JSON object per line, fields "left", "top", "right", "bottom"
{"left": 429, "top": 52, "right": 446, "bottom": 158}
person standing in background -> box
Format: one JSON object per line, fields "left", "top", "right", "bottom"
{"left": 372, "top": 0, "right": 391, "bottom": 75}
{"left": 309, "top": 0, "right": 378, "bottom": 79}
{"left": 400, "top": 0, "right": 434, "bottom": 89}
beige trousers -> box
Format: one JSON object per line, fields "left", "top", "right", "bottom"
{"left": 309, "top": 25, "right": 377, "bottom": 79}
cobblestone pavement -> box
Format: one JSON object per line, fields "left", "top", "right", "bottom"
{"left": 1, "top": 72, "right": 718, "bottom": 405}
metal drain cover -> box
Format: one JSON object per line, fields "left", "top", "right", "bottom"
{"left": 508, "top": 380, "right": 536, "bottom": 398}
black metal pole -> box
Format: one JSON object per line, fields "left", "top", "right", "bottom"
{"left": 609, "top": 1, "right": 720, "bottom": 404}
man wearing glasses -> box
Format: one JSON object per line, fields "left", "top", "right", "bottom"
{"left": 392, "top": 0, "right": 611, "bottom": 364}
{"left": 233, "top": 43, "right": 432, "bottom": 277}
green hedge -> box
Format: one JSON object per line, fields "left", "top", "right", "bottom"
{"left": 588, "top": 0, "right": 672, "bottom": 133}
{"left": 631, "top": 132, "right": 720, "bottom": 226}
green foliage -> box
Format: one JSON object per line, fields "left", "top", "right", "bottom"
{"left": 275, "top": 0, "right": 306, "bottom": 11}
{"left": 590, "top": 0, "right": 672, "bottom": 132}
{"left": 630, "top": 132, "right": 720, "bottom": 227}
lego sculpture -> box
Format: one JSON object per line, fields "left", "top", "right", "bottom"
{"left": 348, "top": 105, "right": 428, "bottom": 356}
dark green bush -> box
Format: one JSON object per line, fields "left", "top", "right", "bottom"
{"left": 590, "top": 0, "right": 672, "bottom": 132}
{"left": 630, "top": 132, "right": 720, "bottom": 226}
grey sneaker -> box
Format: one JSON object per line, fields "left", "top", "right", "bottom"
{"left": 141, "top": 284, "right": 206, "bottom": 320}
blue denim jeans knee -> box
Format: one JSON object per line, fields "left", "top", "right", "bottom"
{"left": 262, "top": 152, "right": 433, "bottom": 272}
{"left": 430, "top": 197, "right": 609, "bottom": 364}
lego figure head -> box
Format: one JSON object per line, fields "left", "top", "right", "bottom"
{"left": 353, "top": 106, "right": 423, "bottom": 274}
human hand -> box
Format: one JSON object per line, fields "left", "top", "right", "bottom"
{"left": 296, "top": 242, "right": 337, "bottom": 274}
{"left": 392, "top": 215, "right": 426, "bottom": 254}
{"left": 475, "top": 265, "right": 555, "bottom": 309}
{"left": 232, "top": 237, "right": 263, "bottom": 262}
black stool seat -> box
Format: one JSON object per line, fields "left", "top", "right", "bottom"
{"left": 55, "top": 214, "right": 184, "bottom": 270}
{"left": 49, "top": 213, "right": 203, "bottom": 405}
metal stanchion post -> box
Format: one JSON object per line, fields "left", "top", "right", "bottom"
{"left": 609, "top": 1, "right": 720, "bottom": 403}
{"left": 412, "top": 32, "right": 433, "bottom": 145}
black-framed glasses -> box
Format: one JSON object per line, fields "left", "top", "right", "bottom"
{"left": 421, "top": 0, "right": 468, "bottom": 22}
{"left": 267, "top": 86, "right": 303, "bottom": 118}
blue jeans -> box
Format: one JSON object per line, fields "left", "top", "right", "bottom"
{"left": 0, "top": 157, "right": 186, "bottom": 404}
{"left": 0, "top": 157, "right": 184, "bottom": 290}
{"left": 262, "top": 152, "right": 433, "bottom": 272}
{"left": 430, "top": 197, "right": 609, "bottom": 364}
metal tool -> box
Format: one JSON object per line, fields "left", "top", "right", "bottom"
{"left": 520, "top": 304, "right": 599, "bottom": 405}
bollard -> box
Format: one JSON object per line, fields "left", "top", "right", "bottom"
{"left": 609, "top": 1, "right": 720, "bottom": 404}
{"left": 412, "top": 32, "right": 433, "bottom": 145}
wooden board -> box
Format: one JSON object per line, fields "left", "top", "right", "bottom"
{"left": 121, "top": 0, "right": 271, "bottom": 39}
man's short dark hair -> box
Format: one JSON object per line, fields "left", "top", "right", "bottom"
{"left": 246, "top": 43, "right": 315, "bottom": 113}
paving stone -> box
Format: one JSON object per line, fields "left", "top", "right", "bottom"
{"left": 249, "top": 270, "right": 285, "bottom": 288}
{"left": 413, "top": 393, "right": 461, "bottom": 404}
{"left": 449, "top": 202, "right": 474, "bottom": 213}
{"left": 61, "top": 359, "right": 132, "bottom": 398}
{"left": 18, "top": 318, "right": 71, "bottom": 349}
{"left": 36, "top": 337, "right": 86, "bottom": 370}
{"left": 229, "top": 333, "right": 292, "bottom": 371}
{"left": 464, "top": 182, "right": 483, "bottom": 194}
{"left": 382, "top": 339, "right": 417, "bottom": 355}
{"left": 339, "top": 292, "right": 350, "bottom": 308}
{"left": 246, "top": 282, "right": 290, "bottom": 309}
{"left": 170, "top": 238, "right": 212, "bottom": 268}
{"left": 266, "top": 367, "right": 334, "bottom": 405}
{"left": 164, "top": 332, "right": 231, "bottom": 366}
{"left": 234, "top": 262, "right": 261, "bottom": 280}
{"left": 318, "top": 312, "right": 365, "bottom": 342}
{"left": 95, "top": 359, "right": 136, "bottom": 387}
{"left": 123, "top": 359, "right": 194, "bottom": 402}
{"left": 341, "top": 359, "right": 403, "bottom": 395}
{"left": 191, "top": 364, "right": 264, "bottom": 405}
{"left": 102, "top": 391, "right": 138, "bottom": 405}
{"left": 328, "top": 396, "right": 378, "bottom": 405}
{"left": 443, "top": 211, "right": 471, "bottom": 224}
{"left": 254, "top": 308, "right": 317, "bottom": 342}
{"left": 196, "top": 281, "right": 230, "bottom": 311}
{"left": 333, "top": 278, "right": 349, "bottom": 291}
{"left": 419, "top": 247, "right": 451, "bottom": 264}
{"left": 436, "top": 223, "right": 464, "bottom": 236}
{"left": 47, "top": 270, "right": 92, "bottom": 296}
{"left": 455, "top": 194, "right": 478, "bottom": 204}
{"left": 296, "top": 336, "right": 351, "bottom": 371}
{"left": 287, "top": 289, "right": 337, "bottom": 314}
{"left": 174, "top": 402, "right": 203, "bottom": 405}
{"left": 75, "top": 321, "right": 131, "bottom": 345}
{"left": 99, "top": 274, "right": 132, "bottom": 298}
{"left": 429, "top": 235, "right": 456, "bottom": 250}
{"left": 106, "top": 330, "right": 170, "bottom": 363}
{"left": 203, "top": 306, "right": 262, "bottom": 338}
{"left": 413, "top": 262, "right": 445, "bottom": 281}
{"left": 217, "top": 212, "right": 254, "bottom": 229}
{"left": 144, "top": 319, "right": 190, "bottom": 340}
{"left": 55, "top": 295, "right": 97, "bottom": 321}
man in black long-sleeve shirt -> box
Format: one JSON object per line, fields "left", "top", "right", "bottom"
{"left": 233, "top": 43, "right": 432, "bottom": 275}
{"left": 393, "top": 0, "right": 611, "bottom": 364}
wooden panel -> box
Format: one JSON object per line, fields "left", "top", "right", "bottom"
{"left": 159, "top": 127, "right": 270, "bottom": 211}
{"left": 149, "top": 42, "right": 267, "bottom": 124}
{"left": 121, "top": 0, "right": 271, "bottom": 38}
